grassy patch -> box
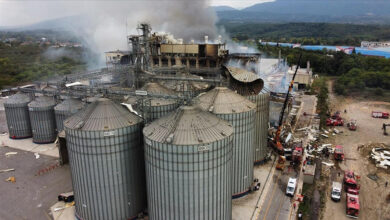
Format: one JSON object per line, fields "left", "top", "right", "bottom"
{"left": 298, "top": 183, "right": 314, "bottom": 219}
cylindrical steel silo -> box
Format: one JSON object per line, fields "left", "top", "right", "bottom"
{"left": 139, "top": 82, "right": 179, "bottom": 121}
{"left": 4, "top": 93, "right": 32, "bottom": 139}
{"left": 194, "top": 87, "right": 256, "bottom": 198}
{"left": 64, "top": 98, "right": 146, "bottom": 220}
{"left": 143, "top": 106, "right": 234, "bottom": 220}
{"left": 248, "top": 91, "right": 270, "bottom": 164}
{"left": 54, "top": 98, "right": 85, "bottom": 132}
{"left": 28, "top": 96, "right": 57, "bottom": 144}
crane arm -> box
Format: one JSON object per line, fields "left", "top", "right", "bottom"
{"left": 274, "top": 54, "right": 302, "bottom": 152}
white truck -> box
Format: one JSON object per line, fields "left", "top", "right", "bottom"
{"left": 286, "top": 178, "right": 297, "bottom": 197}
{"left": 331, "top": 181, "right": 342, "bottom": 202}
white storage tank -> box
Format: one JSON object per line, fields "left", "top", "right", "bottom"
{"left": 143, "top": 106, "right": 234, "bottom": 219}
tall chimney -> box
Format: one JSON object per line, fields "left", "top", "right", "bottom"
{"left": 307, "top": 60, "right": 310, "bottom": 73}
{"left": 205, "top": 36, "right": 209, "bottom": 44}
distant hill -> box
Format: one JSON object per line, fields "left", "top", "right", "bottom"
{"left": 212, "top": 6, "right": 237, "bottom": 12}
{"left": 0, "top": 16, "right": 88, "bottom": 31}
{"left": 218, "top": 0, "right": 390, "bottom": 24}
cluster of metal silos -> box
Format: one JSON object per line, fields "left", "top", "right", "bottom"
{"left": 138, "top": 82, "right": 179, "bottom": 121}
{"left": 194, "top": 87, "right": 256, "bottom": 198}
{"left": 4, "top": 93, "right": 32, "bottom": 139}
{"left": 64, "top": 98, "right": 146, "bottom": 220}
{"left": 143, "top": 106, "right": 234, "bottom": 219}
{"left": 28, "top": 96, "right": 57, "bottom": 144}
{"left": 247, "top": 91, "right": 270, "bottom": 164}
{"left": 54, "top": 98, "right": 85, "bottom": 132}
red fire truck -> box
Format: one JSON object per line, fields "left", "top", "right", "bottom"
{"left": 372, "top": 111, "right": 389, "bottom": 119}
{"left": 346, "top": 193, "right": 360, "bottom": 218}
{"left": 344, "top": 171, "right": 360, "bottom": 192}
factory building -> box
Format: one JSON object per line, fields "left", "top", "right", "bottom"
{"left": 288, "top": 61, "right": 313, "bottom": 90}
{"left": 3, "top": 23, "right": 279, "bottom": 220}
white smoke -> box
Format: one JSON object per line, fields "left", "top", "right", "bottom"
{"left": 1, "top": 0, "right": 218, "bottom": 68}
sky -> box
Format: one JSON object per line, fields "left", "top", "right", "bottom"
{"left": 0, "top": 0, "right": 274, "bottom": 27}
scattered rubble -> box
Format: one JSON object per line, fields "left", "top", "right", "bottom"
{"left": 5, "top": 176, "right": 15, "bottom": 183}
{"left": 5, "top": 152, "right": 18, "bottom": 157}
{"left": 0, "top": 168, "right": 15, "bottom": 173}
{"left": 359, "top": 143, "right": 390, "bottom": 170}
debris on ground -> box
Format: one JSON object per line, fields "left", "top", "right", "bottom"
{"left": 53, "top": 201, "right": 75, "bottom": 212}
{"left": 322, "top": 162, "right": 334, "bottom": 167}
{"left": 367, "top": 173, "right": 379, "bottom": 181}
{"left": 34, "top": 153, "right": 40, "bottom": 159}
{"left": 5, "top": 176, "right": 15, "bottom": 183}
{"left": 357, "top": 143, "right": 390, "bottom": 170}
{"left": 5, "top": 152, "right": 18, "bottom": 157}
{"left": 0, "top": 168, "right": 15, "bottom": 173}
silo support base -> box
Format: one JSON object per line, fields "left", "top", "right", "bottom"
{"left": 33, "top": 140, "right": 55, "bottom": 144}
{"left": 9, "top": 135, "right": 32, "bottom": 140}
{"left": 254, "top": 159, "right": 267, "bottom": 166}
{"left": 232, "top": 189, "right": 250, "bottom": 199}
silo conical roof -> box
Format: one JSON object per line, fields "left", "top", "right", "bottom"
{"left": 143, "top": 106, "right": 233, "bottom": 145}
{"left": 64, "top": 98, "right": 142, "bottom": 131}
{"left": 54, "top": 98, "right": 84, "bottom": 112}
{"left": 141, "top": 82, "right": 177, "bottom": 106}
{"left": 194, "top": 87, "right": 256, "bottom": 114}
{"left": 28, "top": 96, "right": 56, "bottom": 108}
{"left": 5, "top": 93, "right": 31, "bottom": 105}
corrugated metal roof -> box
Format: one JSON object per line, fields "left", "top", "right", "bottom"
{"left": 143, "top": 106, "right": 233, "bottom": 145}
{"left": 226, "top": 66, "right": 260, "bottom": 83}
{"left": 54, "top": 98, "right": 85, "bottom": 112}
{"left": 194, "top": 87, "right": 255, "bottom": 114}
{"left": 28, "top": 96, "right": 56, "bottom": 108}
{"left": 5, "top": 93, "right": 31, "bottom": 105}
{"left": 64, "top": 98, "right": 142, "bottom": 131}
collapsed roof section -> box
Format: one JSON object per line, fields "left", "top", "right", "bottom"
{"left": 223, "top": 66, "right": 264, "bottom": 96}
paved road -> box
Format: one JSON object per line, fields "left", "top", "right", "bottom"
{"left": 256, "top": 169, "right": 298, "bottom": 220}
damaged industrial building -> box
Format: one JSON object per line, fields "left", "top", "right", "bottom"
{"left": 1, "top": 23, "right": 297, "bottom": 220}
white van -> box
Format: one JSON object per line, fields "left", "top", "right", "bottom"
{"left": 286, "top": 178, "right": 297, "bottom": 197}
{"left": 331, "top": 182, "right": 342, "bottom": 201}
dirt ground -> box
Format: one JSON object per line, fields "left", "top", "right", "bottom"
{"left": 322, "top": 82, "right": 390, "bottom": 220}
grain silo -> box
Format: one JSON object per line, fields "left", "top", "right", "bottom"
{"left": 143, "top": 106, "right": 234, "bottom": 220}
{"left": 28, "top": 96, "right": 57, "bottom": 144}
{"left": 139, "top": 82, "right": 179, "bottom": 121}
{"left": 194, "top": 87, "right": 256, "bottom": 198}
{"left": 224, "top": 66, "right": 270, "bottom": 164}
{"left": 4, "top": 93, "right": 32, "bottom": 139}
{"left": 54, "top": 98, "right": 85, "bottom": 132}
{"left": 248, "top": 91, "right": 270, "bottom": 164}
{"left": 64, "top": 98, "right": 146, "bottom": 220}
